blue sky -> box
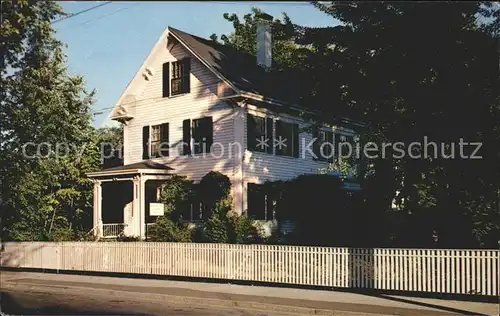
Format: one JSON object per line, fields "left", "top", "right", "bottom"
{"left": 54, "top": 1, "right": 336, "bottom": 128}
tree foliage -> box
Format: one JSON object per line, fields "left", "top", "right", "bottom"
{"left": 1, "top": 1, "right": 100, "bottom": 241}
{"left": 159, "top": 174, "right": 195, "bottom": 221}
{"left": 147, "top": 216, "right": 192, "bottom": 243}
{"left": 218, "top": 3, "right": 500, "bottom": 248}
{"left": 212, "top": 7, "right": 301, "bottom": 69}
{"left": 198, "top": 171, "right": 232, "bottom": 217}
{"left": 198, "top": 172, "right": 263, "bottom": 243}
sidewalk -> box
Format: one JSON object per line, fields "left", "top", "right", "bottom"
{"left": 1, "top": 271, "right": 498, "bottom": 315}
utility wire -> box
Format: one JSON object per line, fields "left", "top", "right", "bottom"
{"left": 57, "top": 2, "right": 142, "bottom": 32}
{"left": 77, "top": 3, "right": 142, "bottom": 27}
{"left": 52, "top": 1, "right": 113, "bottom": 24}
{"left": 191, "top": 1, "right": 313, "bottom": 6}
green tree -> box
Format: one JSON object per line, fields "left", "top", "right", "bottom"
{"left": 217, "top": 3, "right": 500, "bottom": 247}
{"left": 213, "top": 7, "right": 300, "bottom": 69}
{"left": 301, "top": 1, "right": 500, "bottom": 248}
{"left": 198, "top": 171, "right": 231, "bottom": 217}
{"left": 147, "top": 216, "right": 192, "bottom": 243}
{"left": 96, "top": 126, "right": 123, "bottom": 168}
{"left": 1, "top": 1, "right": 100, "bottom": 241}
{"left": 197, "top": 171, "right": 263, "bottom": 243}
{"left": 159, "top": 175, "right": 195, "bottom": 221}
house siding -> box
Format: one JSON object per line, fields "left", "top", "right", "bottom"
{"left": 122, "top": 43, "right": 239, "bottom": 184}
{"left": 116, "top": 33, "right": 358, "bottom": 220}
{"left": 241, "top": 105, "right": 357, "bottom": 213}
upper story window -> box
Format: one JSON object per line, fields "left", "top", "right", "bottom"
{"left": 162, "top": 58, "right": 191, "bottom": 98}
{"left": 275, "top": 120, "right": 300, "bottom": 158}
{"left": 142, "top": 123, "right": 169, "bottom": 159}
{"left": 181, "top": 116, "right": 213, "bottom": 155}
{"left": 247, "top": 114, "right": 273, "bottom": 154}
{"left": 246, "top": 111, "right": 356, "bottom": 162}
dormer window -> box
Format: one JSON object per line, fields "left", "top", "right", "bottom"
{"left": 162, "top": 58, "right": 191, "bottom": 97}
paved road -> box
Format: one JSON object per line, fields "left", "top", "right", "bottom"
{"left": 1, "top": 271, "right": 497, "bottom": 316}
{"left": 0, "top": 287, "right": 298, "bottom": 316}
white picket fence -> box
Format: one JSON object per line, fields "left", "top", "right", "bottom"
{"left": 1, "top": 242, "right": 498, "bottom": 296}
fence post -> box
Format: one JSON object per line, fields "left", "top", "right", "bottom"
{"left": 56, "top": 242, "right": 60, "bottom": 274}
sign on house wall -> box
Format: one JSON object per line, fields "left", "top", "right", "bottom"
{"left": 149, "top": 203, "right": 165, "bottom": 216}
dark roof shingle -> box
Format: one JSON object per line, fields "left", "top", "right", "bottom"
{"left": 168, "top": 27, "right": 306, "bottom": 107}
{"left": 102, "top": 160, "right": 173, "bottom": 172}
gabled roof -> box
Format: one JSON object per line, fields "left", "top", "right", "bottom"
{"left": 110, "top": 26, "right": 363, "bottom": 128}
{"left": 168, "top": 27, "right": 306, "bottom": 106}
{"left": 168, "top": 27, "right": 363, "bottom": 127}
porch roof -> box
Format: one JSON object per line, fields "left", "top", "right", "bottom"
{"left": 86, "top": 160, "right": 173, "bottom": 178}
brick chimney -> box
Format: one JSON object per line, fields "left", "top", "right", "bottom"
{"left": 256, "top": 13, "right": 273, "bottom": 69}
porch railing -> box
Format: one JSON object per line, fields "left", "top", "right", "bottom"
{"left": 102, "top": 224, "right": 127, "bottom": 238}
{"left": 145, "top": 223, "right": 156, "bottom": 240}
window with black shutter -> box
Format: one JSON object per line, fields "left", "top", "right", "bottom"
{"left": 313, "top": 128, "right": 334, "bottom": 162}
{"left": 248, "top": 183, "right": 276, "bottom": 221}
{"left": 171, "top": 58, "right": 191, "bottom": 96}
{"left": 162, "top": 58, "right": 190, "bottom": 98}
{"left": 148, "top": 123, "right": 169, "bottom": 158}
{"left": 150, "top": 125, "right": 161, "bottom": 158}
{"left": 192, "top": 116, "right": 213, "bottom": 154}
{"left": 247, "top": 114, "right": 273, "bottom": 154}
{"left": 275, "top": 120, "right": 299, "bottom": 157}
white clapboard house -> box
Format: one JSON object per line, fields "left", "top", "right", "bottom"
{"left": 87, "top": 19, "right": 362, "bottom": 239}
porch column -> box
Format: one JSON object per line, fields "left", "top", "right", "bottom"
{"left": 233, "top": 107, "right": 245, "bottom": 215}
{"left": 132, "top": 175, "right": 142, "bottom": 238}
{"left": 139, "top": 175, "right": 146, "bottom": 240}
{"left": 92, "top": 180, "right": 103, "bottom": 238}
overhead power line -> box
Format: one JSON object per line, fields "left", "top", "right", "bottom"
{"left": 192, "top": 1, "right": 313, "bottom": 6}
{"left": 52, "top": 1, "right": 113, "bottom": 24}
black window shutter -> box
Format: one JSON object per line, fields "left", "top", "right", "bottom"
{"left": 182, "top": 58, "right": 191, "bottom": 94}
{"left": 247, "top": 184, "right": 256, "bottom": 218}
{"left": 248, "top": 184, "right": 265, "bottom": 220}
{"left": 266, "top": 117, "right": 273, "bottom": 154}
{"left": 265, "top": 188, "right": 274, "bottom": 221}
{"left": 334, "top": 133, "right": 342, "bottom": 161}
{"left": 247, "top": 114, "right": 256, "bottom": 150}
{"left": 162, "top": 62, "right": 170, "bottom": 97}
{"left": 182, "top": 119, "right": 191, "bottom": 155}
{"left": 275, "top": 120, "right": 283, "bottom": 155}
{"left": 312, "top": 127, "right": 319, "bottom": 160}
{"left": 204, "top": 116, "right": 213, "bottom": 152}
{"left": 292, "top": 124, "right": 299, "bottom": 158}
{"left": 159, "top": 123, "right": 169, "bottom": 157}
{"left": 142, "top": 126, "right": 150, "bottom": 160}
{"left": 329, "top": 132, "right": 335, "bottom": 162}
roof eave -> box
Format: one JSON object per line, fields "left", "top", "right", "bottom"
{"left": 240, "top": 91, "right": 365, "bottom": 128}
{"left": 86, "top": 168, "right": 172, "bottom": 178}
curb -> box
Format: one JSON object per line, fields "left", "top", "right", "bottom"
{"left": 2, "top": 281, "right": 392, "bottom": 316}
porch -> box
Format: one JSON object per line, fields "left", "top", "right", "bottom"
{"left": 86, "top": 161, "right": 174, "bottom": 240}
